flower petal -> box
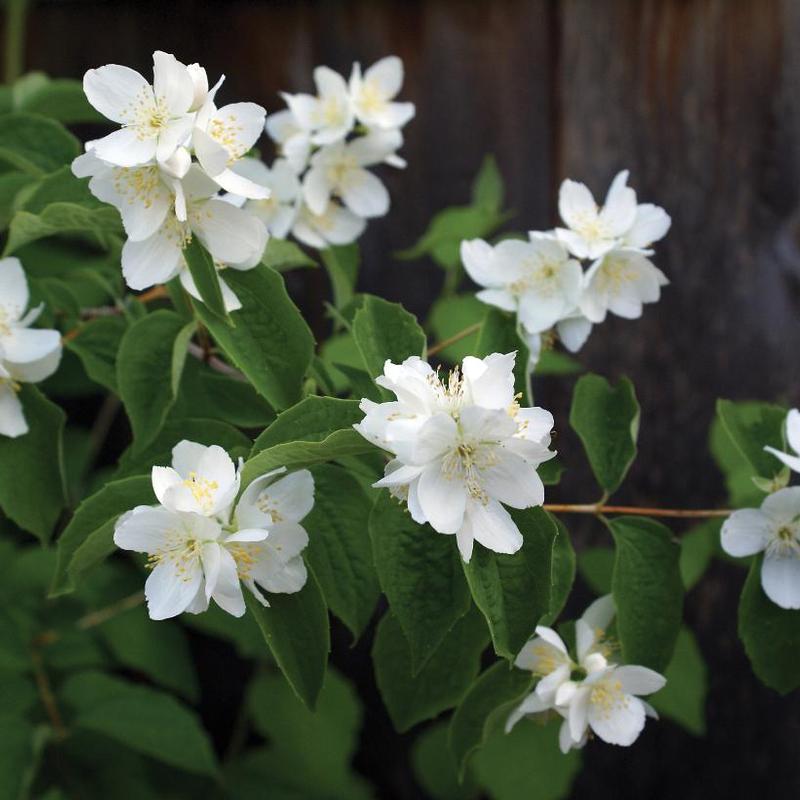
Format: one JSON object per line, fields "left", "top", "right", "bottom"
{"left": 0, "top": 384, "right": 27, "bottom": 438}
{"left": 721, "top": 508, "right": 771, "bottom": 557}
{"left": 83, "top": 64, "right": 150, "bottom": 123}
{"left": 0, "top": 257, "right": 28, "bottom": 319}
{"left": 465, "top": 498, "right": 523, "bottom": 555}
{"left": 761, "top": 551, "right": 800, "bottom": 609}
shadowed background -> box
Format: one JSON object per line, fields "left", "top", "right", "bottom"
{"left": 13, "top": 0, "right": 800, "bottom": 796}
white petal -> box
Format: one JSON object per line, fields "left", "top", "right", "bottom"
{"left": 152, "top": 51, "right": 194, "bottom": 115}
{"left": 588, "top": 692, "right": 646, "bottom": 746}
{"left": 761, "top": 552, "right": 800, "bottom": 609}
{"left": 193, "top": 200, "right": 267, "bottom": 267}
{"left": 761, "top": 486, "right": 800, "bottom": 523}
{"left": 2, "top": 328, "right": 61, "bottom": 381}
{"left": 92, "top": 127, "right": 158, "bottom": 168}
{"left": 0, "top": 385, "right": 27, "bottom": 438}
{"left": 481, "top": 450, "right": 545, "bottom": 509}
{"left": 625, "top": 204, "right": 671, "bottom": 248}
{"left": 556, "top": 315, "right": 593, "bottom": 353}
{"left": 763, "top": 446, "right": 800, "bottom": 474}
{"left": 303, "top": 166, "right": 333, "bottom": 215}
{"left": 145, "top": 558, "right": 203, "bottom": 620}
{"left": 461, "top": 352, "right": 517, "bottom": 410}
{"left": 786, "top": 409, "right": 800, "bottom": 457}
{"left": 416, "top": 463, "right": 467, "bottom": 534}
{"left": 615, "top": 665, "right": 667, "bottom": 696}
{"left": 155, "top": 116, "right": 194, "bottom": 164}
{"left": 339, "top": 168, "right": 389, "bottom": 218}
{"left": 465, "top": 498, "right": 523, "bottom": 555}
{"left": 210, "top": 102, "right": 266, "bottom": 159}
{"left": 536, "top": 664, "right": 571, "bottom": 704}
{"left": 721, "top": 509, "right": 770, "bottom": 557}
{"left": 599, "top": 170, "right": 637, "bottom": 235}
{"left": 461, "top": 239, "right": 496, "bottom": 288}
{"left": 251, "top": 549, "right": 308, "bottom": 594}
{"left": 172, "top": 440, "right": 211, "bottom": 475}
{"left": 83, "top": 64, "right": 150, "bottom": 123}
{"left": 364, "top": 56, "right": 403, "bottom": 98}
{"left": 581, "top": 594, "right": 616, "bottom": 632}
{"left": 0, "top": 258, "right": 29, "bottom": 319}
{"left": 558, "top": 179, "right": 597, "bottom": 230}
{"left": 121, "top": 227, "right": 183, "bottom": 290}
{"left": 210, "top": 546, "right": 246, "bottom": 617}
{"left": 568, "top": 686, "right": 591, "bottom": 742}
{"left": 476, "top": 288, "right": 517, "bottom": 313}
{"left": 505, "top": 691, "right": 549, "bottom": 733}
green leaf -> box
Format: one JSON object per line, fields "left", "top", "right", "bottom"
{"left": 577, "top": 546, "right": 614, "bottom": 595}
{"left": 570, "top": 373, "right": 640, "bottom": 495}
{"left": 0, "top": 113, "right": 80, "bottom": 175}
{"left": 321, "top": 244, "right": 359, "bottom": 308}
{"left": 0, "top": 385, "right": 65, "bottom": 543}
{"left": 471, "top": 154, "right": 504, "bottom": 212}
{"left": 428, "top": 294, "right": 485, "bottom": 362}
{"left": 5, "top": 202, "right": 122, "bottom": 255}
{"left": 534, "top": 349, "right": 583, "bottom": 376}
{"left": 412, "top": 723, "right": 480, "bottom": 800}
{"left": 245, "top": 570, "right": 330, "bottom": 710}
{"left": 650, "top": 626, "right": 707, "bottom": 735}
{"left": 194, "top": 265, "right": 314, "bottom": 410}
{"left": 473, "top": 308, "right": 530, "bottom": 404}
{"left": 14, "top": 76, "right": 103, "bottom": 124}
{"left": 117, "top": 310, "right": 191, "bottom": 449}
{"left": 66, "top": 315, "right": 128, "bottom": 392}
{"left": 0, "top": 171, "right": 36, "bottom": 229}
{"left": 304, "top": 464, "right": 379, "bottom": 641}
{"left": 475, "top": 718, "right": 581, "bottom": 800}
{"left": 716, "top": 399, "right": 788, "bottom": 483}
{"left": 369, "top": 491, "right": 472, "bottom": 673}
{"left": 18, "top": 164, "right": 100, "bottom": 214}
{"left": 542, "top": 516, "right": 576, "bottom": 626}
{"left": 463, "top": 508, "right": 560, "bottom": 660}
{"left": 739, "top": 554, "right": 800, "bottom": 694}
{"left": 261, "top": 237, "right": 317, "bottom": 272}
{"left": 183, "top": 238, "right": 230, "bottom": 323}
{"left": 0, "top": 715, "right": 37, "bottom": 800}
{"left": 373, "top": 606, "right": 489, "bottom": 732}
{"left": 97, "top": 607, "right": 200, "bottom": 703}
{"left": 352, "top": 294, "right": 426, "bottom": 383}
{"left": 246, "top": 668, "right": 367, "bottom": 799}
{"left": 608, "top": 515, "right": 683, "bottom": 671}
{"left": 680, "top": 519, "right": 719, "bottom": 591}
{"left": 50, "top": 475, "right": 153, "bottom": 596}
{"left": 448, "top": 661, "right": 533, "bottom": 779}
{"left": 61, "top": 671, "right": 218, "bottom": 776}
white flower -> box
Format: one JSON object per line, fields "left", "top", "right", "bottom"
{"left": 622, "top": 202, "right": 671, "bottom": 250}
{"left": 119, "top": 165, "right": 266, "bottom": 292}
{"left": 115, "top": 440, "right": 315, "bottom": 619}
{"left": 721, "top": 486, "right": 800, "bottom": 609}
{"left": 264, "top": 108, "right": 312, "bottom": 174}
{"left": 303, "top": 134, "right": 397, "bottom": 219}
{"left": 563, "top": 664, "right": 664, "bottom": 750}
{"left": 192, "top": 96, "right": 269, "bottom": 198}
{"left": 83, "top": 51, "right": 198, "bottom": 167}
{"left": 348, "top": 56, "right": 415, "bottom": 130}
{"left": 151, "top": 440, "right": 242, "bottom": 518}
{"left": 282, "top": 65, "right": 354, "bottom": 146}
{"left": 355, "top": 352, "right": 555, "bottom": 562}
{"left": 764, "top": 408, "right": 800, "bottom": 473}
{"left": 291, "top": 200, "right": 365, "bottom": 249}
{"left": 579, "top": 248, "right": 668, "bottom": 324}
{"left": 235, "top": 158, "right": 301, "bottom": 239}
{"left": 461, "top": 234, "right": 583, "bottom": 335}
{"left": 0, "top": 258, "right": 62, "bottom": 438}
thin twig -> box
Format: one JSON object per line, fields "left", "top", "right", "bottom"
{"left": 30, "top": 647, "right": 67, "bottom": 741}
{"left": 543, "top": 503, "right": 731, "bottom": 519}
{"left": 187, "top": 342, "right": 247, "bottom": 381}
{"left": 427, "top": 322, "right": 483, "bottom": 357}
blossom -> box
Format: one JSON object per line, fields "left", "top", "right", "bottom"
{"left": 114, "top": 440, "right": 314, "bottom": 619}
{"left": 506, "top": 595, "right": 665, "bottom": 753}
{"left": 721, "top": 486, "right": 800, "bottom": 609}
{"left": 355, "top": 352, "right": 556, "bottom": 562}
{"left": 282, "top": 66, "right": 354, "bottom": 147}
{"left": 235, "top": 158, "right": 301, "bottom": 238}
{"left": 0, "top": 258, "right": 62, "bottom": 438}
{"left": 349, "top": 56, "right": 415, "bottom": 130}
{"left": 579, "top": 248, "right": 668, "bottom": 324}
{"left": 461, "top": 234, "right": 583, "bottom": 335}
{"left": 303, "top": 134, "right": 398, "bottom": 219}
{"left": 83, "top": 51, "right": 198, "bottom": 167}
{"left": 265, "top": 108, "right": 312, "bottom": 174}
{"left": 764, "top": 408, "right": 800, "bottom": 473}
{"left": 556, "top": 170, "right": 671, "bottom": 261}
{"left": 291, "top": 200, "right": 365, "bottom": 249}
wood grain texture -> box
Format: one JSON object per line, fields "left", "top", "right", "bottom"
{"left": 15, "top": 0, "right": 800, "bottom": 796}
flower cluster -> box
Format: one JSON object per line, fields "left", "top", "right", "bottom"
{"left": 354, "top": 351, "right": 555, "bottom": 562}
{"left": 114, "top": 440, "right": 314, "bottom": 620}
{"left": 722, "top": 408, "right": 800, "bottom": 609}
{"left": 262, "top": 55, "right": 414, "bottom": 249}
{"left": 72, "top": 51, "right": 269, "bottom": 309}
{"left": 0, "top": 258, "right": 62, "bottom": 438}
{"left": 507, "top": 596, "right": 666, "bottom": 752}
{"left": 461, "top": 171, "right": 671, "bottom": 367}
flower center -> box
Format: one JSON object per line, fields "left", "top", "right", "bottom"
{"left": 209, "top": 114, "right": 246, "bottom": 162}
{"left": 227, "top": 542, "right": 262, "bottom": 581}
{"left": 319, "top": 96, "right": 346, "bottom": 127}
{"left": 589, "top": 679, "right": 627, "bottom": 719}
{"left": 441, "top": 438, "right": 499, "bottom": 503}
{"left": 147, "top": 533, "right": 206, "bottom": 580}
{"left": 326, "top": 155, "right": 358, "bottom": 186}
{"left": 0, "top": 308, "right": 11, "bottom": 337}
{"left": 182, "top": 471, "right": 219, "bottom": 513}
{"left": 597, "top": 255, "right": 635, "bottom": 290}
{"left": 255, "top": 491, "right": 284, "bottom": 523}
{"left": 112, "top": 166, "right": 163, "bottom": 209}
{"left": 358, "top": 82, "right": 385, "bottom": 114}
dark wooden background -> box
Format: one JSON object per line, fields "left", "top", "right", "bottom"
{"left": 17, "top": 0, "right": 800, "bottom": 797}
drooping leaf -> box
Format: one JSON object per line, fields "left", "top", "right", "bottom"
{"left": 373, "top": 606, "right": 489, "bottom": 732}
{"left": 194, "top": 265, "right": 314, "bottom": 409}
{"left": 304, "top": 464, "right": 380, "bottom": 641}
{"left": 183, "top": 238, "right": 229, "bottom": 323}
{"left": 471, "top": 154, "right": 504, "bottom": 213}
{"left": 66, "top": 315, "right": 128, "bottom": 392}
{"left": 369, "top": 491, "right": 471, "bottom": 673}
{"left": 463, "top": 508, "right": 560, "bottom": 660}
{"left": 321, "top": 244, "right": 359, "bottom": 309}
{"left": 650, "top": 626, "right": 707, "bottom": 735}
{"left": 680, "top": 519, "right": 719, "bottom": 591}
{"left": 542, "top": 516, "right": 576, "bottom": 626}
{"left": 0, "top": 112, "right": 80, "bottom": 175}
{"left": 739, "top": 554, "right": 800, "bottom": 694}
{"left": 448, "top": 661, "right": 533, "bottom": 779}
{"left": 576, "top": 546, "right": 614, "bottom": 595}
{"left": 0, "top": 385, "right": 65, "bottom": 543}
{"left": 608, "top": 515, "right": 683, "bottom": 672}
{"left": 50, "top": 475, "right": 153, "bottom": 596}
{"left": 245, "top": 570, "right": 330, "bottom": 710}
{"left": 61, "top": 671, "right": 218, "bottom": 776}
{"left": 570, "top": 373, "right": 640, "bottom": 495}
{"left": 352, "top": 294, "right": 426, "bottom": 383}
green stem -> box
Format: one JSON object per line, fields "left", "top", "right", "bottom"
{"left": 4, "top": 0, "right": 29, "bottom": 84}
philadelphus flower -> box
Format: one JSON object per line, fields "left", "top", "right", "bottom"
{"left": 721, "top": 486, "right": 800, "bottom": 609}
{"left": 0, "top": 258, "right": 62, "bottom": 438}
{"left": 73, "top": 51, "right": 270, "bottom": 302}
{"left": 262, "top": 55, "right": 413, "bottom": 249}
{"left": 764, "top": 408, "right": 800, "bottom": 474}
{"left": 507, "top": 595, "right": 666, "bottom": 753}
{"left": 114, "top": 440, "right": 314, "bottom": 620}
{"left": 354, "top": 352, "right": 556, "bottom": 562}
{"left": 462, "top": 171, "right": 670, "bottom": 368}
